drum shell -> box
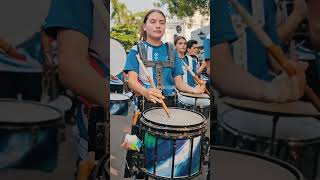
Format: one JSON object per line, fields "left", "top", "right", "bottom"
{"left": 138, "top": 107, "right": 207, "bottom": 179}
{"left": 210, "top": 146, "right": 304, "bottom": 180}
{"left": 0, "top": 100, "right": 63, "bottom": 171}
{"left": 110, "top": 96, "right": 129, "bottom": 116}
{"left": 217, "top": 110, "right": 320, "bottom": 180}
{"left": 178, "top": 99, "right": 210, "bottom": 120}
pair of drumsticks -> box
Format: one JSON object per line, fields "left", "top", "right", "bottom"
{"left": 135, "top": 54, "right": 210, "bottom": 118}
{"left": 228, "top": 0, "right": 320, "bottom": 111}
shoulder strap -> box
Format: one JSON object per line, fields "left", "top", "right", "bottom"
{"left": 166, "top": 42, "right": 175, "bottom": 67}
{"left": 136, "top": 41, "right": 148, "bottom": 66}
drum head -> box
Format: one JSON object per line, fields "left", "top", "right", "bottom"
{"left": 222, "top": 108, "right": 320, "bottom": 141}
{"left": 211, "top": 146, "right": 302, "bottom": 180}
{"left": 110, "top": 93, "right": 129, "bottom": 101}
{"left": 110, "top": 39, "right": 126, "bottom": 76}
{"left": 179, "top": 94, "right": 210, "bottom": 106}
{"left": 143, "top": 107, "right": 204, "bottom": 127}
{"left": 0, "top": 99, "right": 62, "bottom": 125}
{"left": 0, "top": 0, "right": 51, "bottom": 46}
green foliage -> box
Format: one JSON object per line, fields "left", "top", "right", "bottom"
{"left": 154, "top": 0, "right": 210, "bottom": 18}
{"left": 111, "top": 24, "right": 139, "bottom": 52}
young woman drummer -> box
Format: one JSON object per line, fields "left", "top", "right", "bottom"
{"left": 124, "top": 9, "right": 205, "bottom": 109}
{"left": 122, "top": 9, "right": 206, "bottom": 178}
{"left": 174, "top": 35, "right": 198, "bottom": 87}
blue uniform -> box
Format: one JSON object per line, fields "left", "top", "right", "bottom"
{"left": 203, "top": 34, "right": 210, "bottom": 60}
{"left": 182, "top": 56, "right": 197, "bottom": 87}
{"left": 124, "top": 41, "right": 184, "bottom": 96}
{"left": 212, "top": 0, "right": 279, "bottom": 81}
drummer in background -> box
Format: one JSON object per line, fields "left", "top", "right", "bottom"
{"left": 124, "top": 9, "right": 205, "bottom": 106}
{"left": 212, "top": 0, "right": 307, "bottom": 103}
{"left": 174, "top": 36, "right": 197, "bottom": 87}
{"left": 187, "top": 39, "right": 206, "bottom": 75}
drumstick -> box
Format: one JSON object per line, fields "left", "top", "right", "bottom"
{"left": 0, "top": 38, "right": 26, "bottom": 61}
{"left": 179, "top": 58, "right": 210, "bottom": 95}
{"left": 228, "top": 0, "right": 320, "bottom": 112}
{"left": 135, "top": 54, "right": 171, "bottom": 117}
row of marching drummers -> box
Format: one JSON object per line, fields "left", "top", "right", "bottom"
{"left": 110, "top": 76, "right": 211, "bottom": 119}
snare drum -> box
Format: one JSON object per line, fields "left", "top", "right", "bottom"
{"left": 218, "top": 108, "right": 320, "bottom": 179}
{"left": 0, "top": 99, "right": 63, "bottom": 171}
{"left": 178, "top": 92, "right": 210, "bottom": 119}
{"left": 211, "top": 146, "right": 303, "bottom": 180}
{"left": 138, "top": 107, "right": 207, "bottom": 179}
{"left": 110, "top": 93, "right": 130, "bottom": 116}
{"left": 110, "top": 78, "right": 123, "bottom": 93}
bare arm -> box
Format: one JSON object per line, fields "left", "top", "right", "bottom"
{"left": 277, "top": 0, "right": 307, "bottom": 43}
{"left": 174, "top": 75, "right": 205, "bottom": 94}
{"left": 307, "top": 0, "right": 320, "bottom": 49}
{"left": 212, "top": 42, "right": 267, "bottom": 100}
{"left": 196, "top": 61, "right": 206, "bottom": 75}
{"left": 57, "top": 29, "right": 107, "bottom": 108}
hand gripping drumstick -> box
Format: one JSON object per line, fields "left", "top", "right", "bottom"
{"left": 179, "top": 58, "right": 210, "bottom": 95}
{"left": 0, "top": 38, "right": 26, "bottom": 61}
{"left": 228, "top": 0, "right": 320, "bottom": 111}
{"left": 135, "top": 54, "right": 171, "bottom": 117}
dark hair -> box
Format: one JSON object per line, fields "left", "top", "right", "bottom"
{"left": 140, "top": 9, "right": 166, "bottom": 41}
{"left": 174, "top": 36, "right": 187, "bottom": 45}
{"left": 187, "top": 39, "right": 198, "bottom": 49}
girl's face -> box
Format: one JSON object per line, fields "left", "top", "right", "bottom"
{"left": 143, "top": 12, "right": 166, "bottom": 40}
{"left": 175, "top": 39, "right": 187, "bottom": 54}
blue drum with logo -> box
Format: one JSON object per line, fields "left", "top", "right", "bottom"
{"left": 138, "top": 107, "right": 207, "bottom": 179}
{"left": 0, "top": 99, "right": 63, "bottom": 171}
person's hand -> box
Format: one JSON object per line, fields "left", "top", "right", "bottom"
{"left": 264, "top": 61, "right": 308, "bottom": 102}
{"left": 111, "top": 75, "right": 118, "bottom": 80}
{"left": 292, "top": 0, "right": 308, "bottom": 20}
{"left": 142, "top": 88, "right": 164, "bottom": 103}
{"left": 193, "top": 83, "right": 206, "bottom": 94}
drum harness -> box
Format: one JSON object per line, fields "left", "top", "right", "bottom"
{"left": 136, "top": 41, "right": 177, "bottom": 112}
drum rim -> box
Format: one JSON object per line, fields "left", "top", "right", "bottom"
{"left": 179, "top": 92, "right": 210, "bottom": 99}
{"left": 141, "top": 107, "right": 206, "bottom": 128}
{"left": 139, "top": 167, "right": 202, "bottom": 179}
{"left": 0, "top": 99, "right": 63, "bottom": 128}
{"left": 224, "top": 101, "right": 320, "bottom": 117}
{"left": 220, "top": 109, "right": 320, "bottom": 144}
{"left": 211, "top": 145, "right": 304, "bottom": 180}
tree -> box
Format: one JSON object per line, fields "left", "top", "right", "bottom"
{"left": 111, "top": 24, "right": 139, "bottom": 52}
{"left": 111, "top": 0, "right": 129, "bottom": 24}
{"left": 154, "top": 0, "right": 210, "bottom": 18}
{"left": 111, "top": 0, "right": 147, "bottom": 51}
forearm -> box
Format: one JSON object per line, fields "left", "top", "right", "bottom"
{"left": 212, "top": 43, "right": 267, "bottom": 100}
{"left": 174, "top": 76, "right": 195, "bottom": 94}
{"left": 307, "top": 0, "right": 320, "bottom": 50}
{"left": 278, "top": 13, "right": 304, "bottom": 43}
{"left": 197, "top": 63, "right": 206, "bottom": 75}
{"left": 57, "top": 30, "right": 107, "bottom": 108}
{"left": 127, "top": 77, "right": 148, "bottom": 96}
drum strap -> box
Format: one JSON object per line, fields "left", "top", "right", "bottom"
{"left": 137, "top": 41, "right": 175, "bottom": 90}
{"left": 230, "top": 0, "right": 265, "bottom": 70}
{"left": 184, "top": 55, "right": 194, "bottom": 84}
